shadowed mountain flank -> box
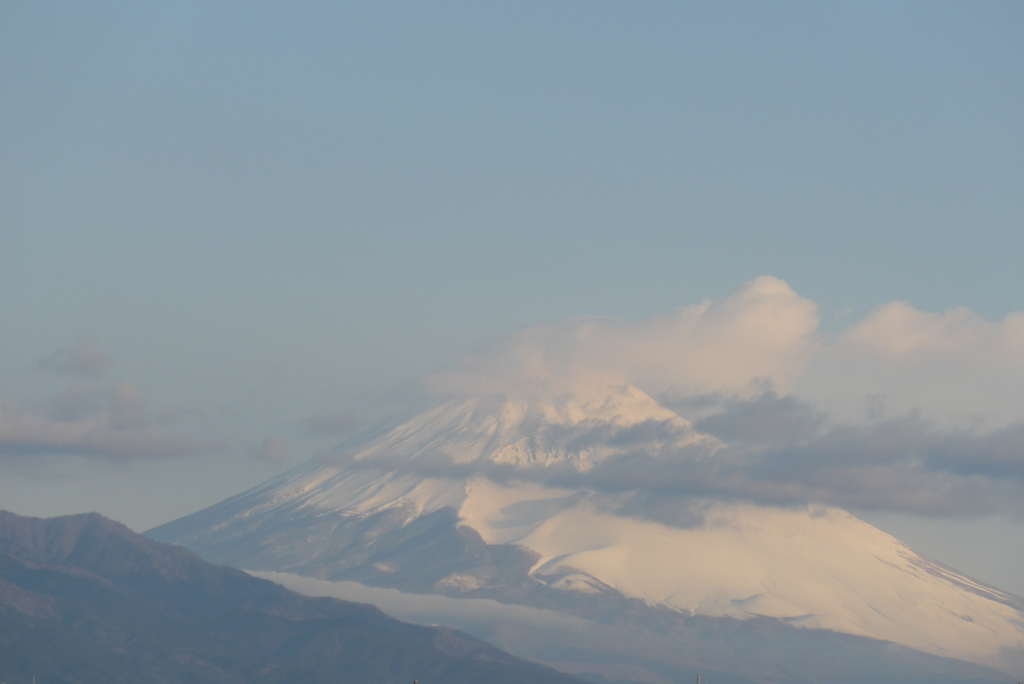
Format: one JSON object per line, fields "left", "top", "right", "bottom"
{"left": 0, "top": 510, "right": 586, "bottom": 684}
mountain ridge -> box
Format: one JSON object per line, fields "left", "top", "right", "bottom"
{"left": 0, "top": 509, "right": 588, "bottom": 684}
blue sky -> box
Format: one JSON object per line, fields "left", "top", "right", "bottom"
{"left": 2, "top": 2, "right": 1023, "bottom": 592}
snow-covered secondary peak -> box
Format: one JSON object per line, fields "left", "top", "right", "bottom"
{"left": 346, "top": 384, "right": 716, "bottom": 472}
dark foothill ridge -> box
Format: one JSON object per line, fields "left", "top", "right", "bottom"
{"left": 0, "top": 509, "right": 587, "bottom": 684}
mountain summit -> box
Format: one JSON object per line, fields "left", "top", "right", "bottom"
{"left": 150, "top": 385, "right": 1024, "bottom": 684}
{"left": 337, "top": 384, "right": 713, "bottom": 470}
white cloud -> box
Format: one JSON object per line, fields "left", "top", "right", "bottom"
{"left": 430, "top": 276, "right": 1024, "bottom": 429}
{"left": 430, "top": 276, "right": 819, "bottom": 399}
{"left": 842, "top": 301, "right": 1024, "bottom": 360}
{"left": 800, "top": 304, "right": 1024, "bottom": 428}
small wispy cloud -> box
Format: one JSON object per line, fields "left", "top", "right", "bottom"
{"left": 250, "top": 435, "right": 288, "bottom": 462}
{"left": 307, "top": 412, "right": 361, "bottom": 436}
{"left": 0, "top": 398, "right": 217, "bottom": 461}
{"left": 2, "top": 365, "right": 218, "bottom": 461}
{"left": 36, "top": 384, "right": 105, "bottom": 422}
{"left": 36, "top": 337, "right": 111, "bottom": 376}
{"left": 109, "top": 381, "right": 147, "bottom": 429}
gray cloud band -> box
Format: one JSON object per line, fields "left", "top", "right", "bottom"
{"left": 320, "top": 396, "right": 1024, "bottom": 518}
{"left": 0, "top": 399, "right": 220, "bottom": 461}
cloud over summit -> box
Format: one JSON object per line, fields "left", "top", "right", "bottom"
{"left": 431, "top": 276, "right": 1024, "bottom": 427}
{"left": 415, "top": 277, "right": 1024, "bottom": 518}
{"left": 430, "top": 276, "right": 819, "bottom": 399}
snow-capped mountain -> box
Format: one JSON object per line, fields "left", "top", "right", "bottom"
{"left": 149, "top": 386, "right": 1024, "bottom": 683}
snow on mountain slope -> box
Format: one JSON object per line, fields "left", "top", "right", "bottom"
{"left": 148, "top": 385, "right": 1024, "bottom": 678}
{"left": 346, "top": 385, "right": 716, "bottom": 471}
{"left": 458, "top": 479, "right": 1024, "bottom": 664}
